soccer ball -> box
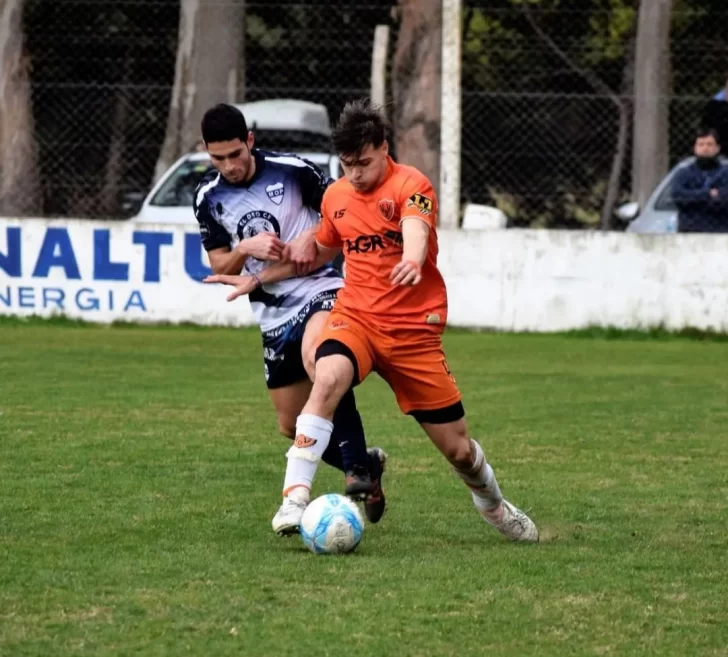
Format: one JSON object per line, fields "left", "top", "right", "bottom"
{"left": 300, "top": 493, "right": 364, "bottom": 554}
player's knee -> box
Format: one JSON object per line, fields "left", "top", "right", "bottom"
{"left": 445, "top": 441, "right": 473, "bottom": 470}
{"left": 441, "top": 429, "right": 473, "bottom": 469}
{"left": 310, "top": 362, "right": 349, "bottom": 409}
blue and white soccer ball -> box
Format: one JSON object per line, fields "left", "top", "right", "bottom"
{"left": 300, "top": 493, "right": 364, "bottom": 554}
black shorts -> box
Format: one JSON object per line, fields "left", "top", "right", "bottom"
{"left": 261, "top": 289, "right": 339, "bottom": 389}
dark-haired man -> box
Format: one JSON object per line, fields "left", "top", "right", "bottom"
{"left": 195, "top": 104, "right": 386, "bottom": 533}
{"left": 674, "top": 127, "right": 728, "bottom": 233}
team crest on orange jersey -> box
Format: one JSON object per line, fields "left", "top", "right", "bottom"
{"left": 378, "top": 199, "right": 396, "bottom": 221}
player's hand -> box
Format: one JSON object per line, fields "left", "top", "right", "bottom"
{"left": 710, "top": 188, "right": 720, "bottom": 200}
{"left": 283, "top": 231, "right": 318, "bottom": 275}
{"left": 239, "top": 232, "right": 284, "bottom": 261}
{"left": 203, "top": 274, "right": 259, "bottom": 301}
{"left": 390, "top": 259, "right": 422, "bottom": 286}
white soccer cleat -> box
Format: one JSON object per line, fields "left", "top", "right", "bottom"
{"left": 272, "top": 492, "right": 308, "bottom": 536}
{"left": 480, "top": 498, "right": 539, "bottom": 543}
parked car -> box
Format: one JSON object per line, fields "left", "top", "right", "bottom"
{"left": 616, "top": 156, "right": 728, "bottom": 233}
{"left": 129, "top": 99, "right": 340, "bottom": 225}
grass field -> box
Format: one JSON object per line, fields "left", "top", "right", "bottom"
{"left": 1, "top": 318, "right": 727, "bottom": 657}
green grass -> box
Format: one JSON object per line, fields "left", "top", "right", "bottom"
{"left": 1, "top": 322, "right": 727, "bottom": 656}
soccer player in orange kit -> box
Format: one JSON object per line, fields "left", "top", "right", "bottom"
{"left": 211, "top": 100, "right": 539, "bottom": 541}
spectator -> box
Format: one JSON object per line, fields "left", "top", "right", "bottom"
{"left": 674, "top": 128, "right": 728, "bottom": 233}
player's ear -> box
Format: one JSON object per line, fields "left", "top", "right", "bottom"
{"left": 247, "top": 131, "right": 255, "bottom": 150}
{"left": 381, "top": 140, "right": 389, "bottom": 156}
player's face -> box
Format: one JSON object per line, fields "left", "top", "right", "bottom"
{"left": 207, "top": 132, "right": 255, "bottom": 184}
{"left": 340, "top": 142, "right": 389, "bottom": 193}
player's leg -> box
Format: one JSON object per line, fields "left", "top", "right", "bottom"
{"left": 383, "top": 331, "right": 538, "bottom": 542}
{"left": 414, "top": 409, "right": 537, "bottom": 542}
{"left": 302, "top": 310, "right": 370, "bottom": 479}
{"left": 302, "top": 308, "right": 387, "bottom": 523}
{"left": 272, "top": 315, "right": 375, "bottom": 535}
{"left": 263, "top": 318, "right": 348, "bottom": 478}
{"left": 267, "top": 379, "right": 345, "bottom": 472}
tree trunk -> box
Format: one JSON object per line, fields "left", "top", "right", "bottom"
{"left": 100, "top": 52, "right": 134, "bottom": 218}
{"left": 391, "top": 0, "right": 441, "bottom": 192}
{"left": 632, "top": 0, "right": 673, "bottom": 208}
{"left": 154, "top": 0, "right": 245, "bottom": 182}
{"left": 0, "top": 0, "right": 41, "bottom": 216}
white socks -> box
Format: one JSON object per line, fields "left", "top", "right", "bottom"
{"left": 282, "top": 414, "right": 333, "bottom": 497}
{"left": 454, "top": 439, "right": 503, "bottom": 512}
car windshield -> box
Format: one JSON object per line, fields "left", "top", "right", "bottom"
{"left": 150, "top": 160, "right": 214, "bottom": 207}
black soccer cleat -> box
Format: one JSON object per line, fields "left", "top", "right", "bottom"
{"left": 364, "top": 447, "right": 387, "bottom": 524}
{"left": 344, "top": 466, "right": 374, "bottom": 501}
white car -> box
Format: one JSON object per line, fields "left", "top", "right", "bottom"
{"left": 617, "top": 156, "right": 728, "bottom": 233}
{"left": 129, "top": 99, "right": 341, "bottom": 226}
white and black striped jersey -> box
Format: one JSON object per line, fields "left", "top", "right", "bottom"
{"left": 193, "top": 149, "right": 343, "bottom": 331}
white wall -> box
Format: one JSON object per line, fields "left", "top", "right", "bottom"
{"left": 2, "top": 218, "right": 728, "bottom": 332}
{"left": 441, "top": 229, "right": 728, "bottom": 332}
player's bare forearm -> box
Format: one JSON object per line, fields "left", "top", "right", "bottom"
{"left": 207, "top": 245, "right": 249, "bottom": 275}
{"left": 400, "top": 218, "right": 430, "bottom": 266}
{"left": 258, "top": 243, "right": 340, "bottom": 285}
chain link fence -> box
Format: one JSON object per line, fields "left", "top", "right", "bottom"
{"left": 10, "top": 0, "right": 728, "bottom": 230}
{"left": 461, "top": 2, "right": 728, "bottom": 229}
{"left": 20, "top": 0, "right": 392, "bottom": 220}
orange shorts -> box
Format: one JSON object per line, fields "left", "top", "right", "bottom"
{"left": 316, "top": 309, "right": 462, "bottom": 415}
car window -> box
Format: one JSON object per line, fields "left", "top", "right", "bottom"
{"left": 254, "top": 129, "right": 331, "bottom": 153}
{"left": 653, "top": 177, "right": 677, "bottom": 211}
{"left": 150, "top": 161, "right": 214, "bottom": 207}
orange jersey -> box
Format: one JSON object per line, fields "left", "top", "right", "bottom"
{"left": 317, "top": 157, "right": 448, "bottom": 328}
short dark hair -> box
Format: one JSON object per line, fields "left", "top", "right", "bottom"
{"left": 201, "top": 104, "right": 248, "bottom": 144}
{"left": 697, "top": 126, "right": 721, "bottom": 145}
{"left": 332, "top": 99, "right": 389, "bottom": 156}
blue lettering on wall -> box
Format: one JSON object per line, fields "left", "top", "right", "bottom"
{"left": 43, "top": 287, "right": 66, "bottom": 310}
{"left": 0, "top": 227, "right": 21, "bottom": 277}
{"left": 94, "top": 229, "right": 129, "bottom": 281}
{"left": 76, "top": 288, "right": 100, "bottom": 311}
{"left": 18, "top": 287, "right": 35, "bottom": 308}
{"left": 32, "top": 228, "right": 81, "bottom": 279}
{"left": 184, "top": 233, "right": 212, "bottom": 281}
{"left": 133, "top": 231, "right": 174, "bottom": 283}
{"left": 0, "top": 286, "right": 10, "bottom": 307}
{"left": 124, "top": 291, "right": 146, "bottom": 312}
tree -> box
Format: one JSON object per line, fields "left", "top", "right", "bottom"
{"left": 632, "top": 0, "right": 673, "bottom": 208}
{"left": 521, "top": 1, "right": 636, "bottom": 230}
{"left": 0, "top": 0, "right": 40, "bottom": 216}
{"left": 155, "top": 0, "right": 245, "bottom": 182}
{"left": 392, "top": 0, "right": 441, "bottom": 191}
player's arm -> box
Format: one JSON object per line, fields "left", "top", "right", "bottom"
{"left": 391, "top": 218, "right": 429, "bottom": 286}
{"left": 193, "top": 184, "right": 284, "bottom": 275}
{"left": 284, "top": 158, "right": 335, "bottom": 273}
{"left": 206, "top": 233, "right": 284, "bottom": 276}
{"left": 204, "top": 244, "right": 341, "bottom": 301}
{"left": 391, "top": 181, "right": 437, "bottom": 286}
